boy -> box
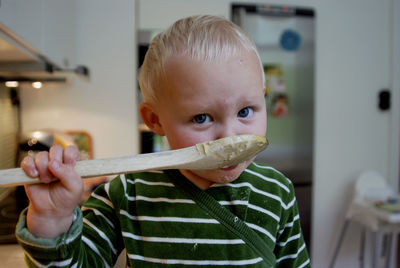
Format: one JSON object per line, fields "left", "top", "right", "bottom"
{"left": 17, "top": 15, "right": 310, "bottom": 267}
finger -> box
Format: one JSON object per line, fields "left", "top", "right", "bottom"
{"left": 34, "top": 151, "right": 52, "bottom": 183}
{"left": 49, "top": 159, "right": 82, "bottom": 193}
{"left": 20, "top": 156, "right": 39, "bottom": 178}
{"left": 49, "top": 144, "right": 64, "bottom": 163}
{"left": 64, "top": 145, "right": 80, "bottom": 167}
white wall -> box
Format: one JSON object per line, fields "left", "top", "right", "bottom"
{"left": 390, "top": 0, "right": 400, "bottom": 191}
{"left": 20, "top": 0, "right": 138, "bottom": 159}
{"left": 311, "top": 1, "right": 392, "bottom": 266}
{"left": 137, "top": 0, "right": 230, "bottom": 29}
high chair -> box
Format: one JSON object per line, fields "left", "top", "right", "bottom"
{"left": 329, "top": 170, "right": 400, "bottom": 268}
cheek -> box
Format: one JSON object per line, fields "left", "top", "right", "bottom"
{"left": 253, "top": 114, "right": 267, "bottom": 136}
{"left": 157, "top": 116, "right": 194, "bottom": 149}
{"left": 165, "top": 128, "right": 205, "bottom": 150}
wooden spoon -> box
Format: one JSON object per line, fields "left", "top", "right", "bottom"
{"left": 0, "top": 134, "right": 268, "bottom": 187}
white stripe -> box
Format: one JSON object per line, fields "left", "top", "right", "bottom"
{"left": 277, "top": 233, "right": 301, "bottom": 247}
{"left": 104, "top": 182, "right": 110, "bottom": 199}
{"left": 128, "top": 254, "right": 263, "bottom": 266}
{"left": 126, "top": 197, "right": 260, "bottom": 207}
{"left": 121, "top": 174, "right": 127, "bottom": 193}
{"left": 125, "top": 195, "right": 195, "bottom": 204}
{"left": 298, "top": 258, "right": 311, "bottom": 268}
{"left": 49, "top": 258, "right": 73, "bottom": 267}
{"left": 287, "top": 197, "right": 296, "bottom": 209}
{"left": 24, "top": 250, "right": 73, "bottom": 268}
{"left": 245, "top": 222, "right": 276, "bottom": 243}
{"left": 65, "top": 227, "right": 81, "bottom": 245}
{"left": 127, "top": 178, "right": 174, "bottom": 187}
{"left": 251, "top": 163, "right": 293, "bottom": 185}
{"left": 279, "top": 214, "right": 300, "bottom": 235}
{"left": 91, "top": 192, "right": 114, "bottom": 209}
{"left": 70, "top": 263, "right": 78, "bottom": 268}
{"left": 124, "top": 195, "right": 279, "bottom": 223}
{"left": 248, "top": 203, "right": 280, "bottom": 222}
{"left": 251, "top": 162, "right": 276, "bottom": 171}
{"left": 81, "top": 206, "right": 115, "bottom": 229}
{"left": 218, "top": 200, "right": 248, "bottom": 206}
{"left": 276, "top": 243, "right": 306, "bottom": 263}
{"left": 251, "top": 163, "right": 285, "bottom": 176}
{"left": 212, "top": 182, "right": 290, "bottom": 209}
{"left": 122, "top": 232, "right": 244, "bottom": 244}
{"left": 120, "top": 209, "right": 219, "bottom": 224}
{"left": 244, "top": 169, "right": 290, "bottom": 193}
{"left": 218, "top": 200, "right": 280, "bottom": 223}
{"left": 83, "top": 218, "right": 117, "bottom": 255}
{"left": 82, "top": 236, "right": 111, "bottom": 268}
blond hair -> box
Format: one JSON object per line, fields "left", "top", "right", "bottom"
{"left": 138, "top": 15, "right": 264, "bottom": 104}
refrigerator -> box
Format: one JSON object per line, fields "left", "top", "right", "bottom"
{"left": 232, "top": 3, "right": 315, "bottom": 249}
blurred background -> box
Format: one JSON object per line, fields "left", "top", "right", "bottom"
{"left": 0, "top": 0, "right": 399, "bottom": 267}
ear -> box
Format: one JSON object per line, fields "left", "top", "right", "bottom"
{"left": 139, "top": 102, "right": 165, "bottom": 136}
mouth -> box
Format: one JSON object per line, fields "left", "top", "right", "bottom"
{"left": 220, "top": 164, "right": 238, "bottom": 171}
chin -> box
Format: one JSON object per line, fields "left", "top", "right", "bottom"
{"left": 193, "top": 160, "right": 251, "bottom": 184}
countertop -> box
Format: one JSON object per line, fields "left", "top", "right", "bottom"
{"left": 0, "top": 243, "right": 26, "bottom": 267}
{"left": 0, "top": 243, "right": 127, "bottom": 267}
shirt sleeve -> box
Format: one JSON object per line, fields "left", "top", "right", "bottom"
{"left": 15, "top": 206, "right": 83, "bottom": 267}
{"left": 273, "top": 183, "right": 311, "bottom": 267}
{"left": 15, "top": 178, "right": 125, "bottom": 268}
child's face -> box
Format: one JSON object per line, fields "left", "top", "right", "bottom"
{"left": 153, "top": 49, "right": 266, "bottom": 187}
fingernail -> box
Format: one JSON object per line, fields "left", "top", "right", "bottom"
{"left": 31, "top": 168, "right": 38, "bottom": 177}
{"left": 51, "top": 160, "right": 60, "bottom": 170}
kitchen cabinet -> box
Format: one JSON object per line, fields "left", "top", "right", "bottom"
{"left": 0, "top": 0, "right": 76, "bottom": 68}
{"left": 0, "top": 0, "right": 43, "bottom": 53}
{"left": 0, "top": 244, "right": 25, "bottom": 267}
{"left": 42, "top": 0, "right": 76, "bottom": 68}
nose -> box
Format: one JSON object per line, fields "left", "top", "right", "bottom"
{"left": 214, "top": 120, "right": 242, "bottom": 140}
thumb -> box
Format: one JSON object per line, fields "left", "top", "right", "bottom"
{"left": 49, "top": 159, "right": 82, "bottom": 192}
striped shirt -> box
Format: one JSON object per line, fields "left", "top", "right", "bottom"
{"left": 16, "top": 162, "right": 310, "bottom": 267}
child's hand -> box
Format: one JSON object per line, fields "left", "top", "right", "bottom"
{"left": 20, "top": 145, "right": 83, "bottom": 238}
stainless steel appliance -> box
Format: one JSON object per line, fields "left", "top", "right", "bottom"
{"left": 232, "top": 3, "right": 315, "bottom": 248}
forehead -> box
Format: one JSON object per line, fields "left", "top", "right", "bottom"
{"left": 159, "top": 50, "right": 263, "bottom": 99}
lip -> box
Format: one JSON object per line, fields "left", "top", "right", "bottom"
{"left": 220, "top": 164, "right": 238, "bottom": 171}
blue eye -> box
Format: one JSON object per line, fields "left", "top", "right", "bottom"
{"left": 238, "top": 107, "right": 253, "bottom": 118}
{"left": 193, "top": 114, "right": 211, "bottom": 124}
